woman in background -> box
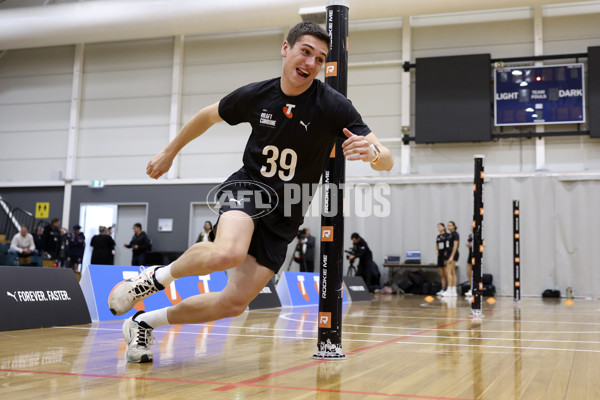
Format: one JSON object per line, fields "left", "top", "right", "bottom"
{"left": 196, "top": 221, "right": 214, "bottom": 243}
{"left": 443, "top": 221, "right": 460, "bottom": 297}
{"left": 435, "top": 223, "right": 449, "bottom": 296}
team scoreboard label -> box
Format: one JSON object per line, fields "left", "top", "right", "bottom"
{"left": 494, "top": 63, "right": 585, "bottom": 126}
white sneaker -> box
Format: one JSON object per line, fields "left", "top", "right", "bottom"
{"left": 436, "top": 289, "right": 446, "bottom": 296}
{"left": 108, "top": 266, "right": 164, "bottom": 316}
{"left": 464, "top": 290, "right": 472, "bottom": 297}
{"left": 443, "top": 289, "right": 457, "bottom": 297}
{"left": 122, "top": 311, "right": 155, "bottom": 363}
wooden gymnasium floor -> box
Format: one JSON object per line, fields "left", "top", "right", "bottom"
{"left": 1, "top": 294, "right": 600, "bottom": 399}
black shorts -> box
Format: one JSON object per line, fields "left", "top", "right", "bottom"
{"left": 445, "top": 251, "right": 459, "bottom": 262}
{"left": 467, "top": 249, "right": 473, "bottom": 264}
{"left": 212, "top": 172, "right": 300, "bottom": 273}
{"left": 437, "top": 253, "right": 447, "bottom": 267}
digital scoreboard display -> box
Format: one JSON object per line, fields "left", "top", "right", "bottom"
{"left": 494, "top": 64, "right": 585, "bottom": 126}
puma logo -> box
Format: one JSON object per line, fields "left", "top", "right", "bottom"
{"left": 6, "top": 291, "right": 18, "bottom": 301}
{"left": 229, "top": 198, "right": 244, "bottom": 207}
{"left": 300, "top": 121, "right": 310, "bottom": 131}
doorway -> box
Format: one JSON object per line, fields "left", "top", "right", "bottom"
{"left": 80, "top": 203, "right": 147, "bottom": 270}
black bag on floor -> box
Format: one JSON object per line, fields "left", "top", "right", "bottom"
{"left": 482, "top": 284, "right": 496, "bottom": 296}
{"left": 430, "top": 281, "right": 442, "bottom": 295}
{"left": 482, "top": 273, "right": 493, "bottom": 285}
{"left": 419, "top": 282, "right": 432, "bottom": 295}
{"left": 397, "top": 279, "right": 413, "bottom": 293}
{"left": 542, "top": 289, "right": 561, "bottom": 298}
{"left": 408, "top": 271, "right": 427, "bottom": 286}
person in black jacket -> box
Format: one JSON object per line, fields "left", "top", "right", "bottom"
{"left": 348, "top": 232, "right": 381, "bottom": 292}
{"left": 301, "top": 228, "right": 316, "bottom": 273}
{"left": 42, "top": 218, "right": 61, "bottom": 260}
{"left": 91, "top": 226, "right": 116, "bottom": 265}
{"left": 67, "top": 224, "right": 86, "bottom": 272}
{"left": 124, "top": 223, "right": 151, "bottom": 266}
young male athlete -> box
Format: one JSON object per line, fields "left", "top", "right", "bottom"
{"left": 109, "top": 22, "right": 393, "bottom": 363}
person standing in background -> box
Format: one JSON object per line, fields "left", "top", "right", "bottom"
{"left": 67, "top": 224, "right": 85, "bottom": 272}
{"left": 442, "top": 221, "right": 460, "bottom": 297}
{"left": 435, "top": 223, "right": 449, "bottom": 296}
{"left": 299, "top": 228, "right": 315, "bottom": 273}
{"left": 42, "top": 218, "right": 61, "bottom": 260}
{"left": 91, "top": 226, "right": 116, "bottom": 265}
{"left": 196, "top": 221, "right": 214, "bottom": 243}
{"left": 124, "top": 223, "right": 151, "bottom": 266}
{"left": 57, "top": 227, "right": 69, "bottom": 268}
{"left": 464, "top": 226, "right": 474, "bottom": 297}
{"left": 33, "top": 226, "right": 44, "bottom": 254}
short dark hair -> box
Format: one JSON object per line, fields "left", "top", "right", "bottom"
{"left": 286, "top": 22, "right": 329, "bottom": 48}
{"left": 351, "top": 232, "right": 360, "bottom": 240}
{"left": 134, "top": 223, "right": 142, "bottom": 229}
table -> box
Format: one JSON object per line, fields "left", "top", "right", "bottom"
{"left": 383, "top": 263, "right": 438, "bottom": 282}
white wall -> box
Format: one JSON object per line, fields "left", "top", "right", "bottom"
{"left": 0, "top": 46, "right": 73, "bottom": 181}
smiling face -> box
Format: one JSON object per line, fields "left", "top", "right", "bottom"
{"left": 280, "top": 34, "right": 328, "bottom": 96}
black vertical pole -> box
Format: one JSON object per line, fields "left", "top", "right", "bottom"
{"left": 471, "top": 156, "right": 485, "bottom": 317}
{"left": 313, "top": 0, "right": 349, "bottom": 360}
{"left": 513, "top": 200, "right": 521, "bottom": 303}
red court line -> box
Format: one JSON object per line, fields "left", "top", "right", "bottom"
{"left": 1, "top": 311, "right": 491, "bottom": 400}
{"left": 0, "top": 368, "right": 476, "bottom": 399}
{"left": 212, "top": 313, "right": 485, "bottom": 395}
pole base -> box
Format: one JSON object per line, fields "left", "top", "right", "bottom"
{"left": 470, "top": 309, "right": 484, "bottom": 318}
{"left": 312, "top": 352, "right": 347, "bottom": 360}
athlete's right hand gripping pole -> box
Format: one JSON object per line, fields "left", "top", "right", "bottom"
{"left": 313, "top": 0, "right": 349, "bottom": 360}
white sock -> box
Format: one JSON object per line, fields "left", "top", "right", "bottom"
{"left": 137, "top": 307, "right": 170, "bottom": 329}
{"left": 155, "top": 263, "right": 175, "bottom": 287}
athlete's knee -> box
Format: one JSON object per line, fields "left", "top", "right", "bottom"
{"left": 212, "top": 244, "right": 247, "bottom": 269}
{"left": 220, "top": 296, "right": 248, "bottom": 318}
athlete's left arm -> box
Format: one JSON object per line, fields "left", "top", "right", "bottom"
{"left": 341, "top": 128, "right": 394, "bottom": 171}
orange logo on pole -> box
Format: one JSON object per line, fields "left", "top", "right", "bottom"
{"left": 325, "top": 62, "right": 337, "bottom": 77}
{"left": 321, "top": 226, "right": 334, "bottom": 242}
{"left": 318, "top": 312, "right": 331, "bottom": 328}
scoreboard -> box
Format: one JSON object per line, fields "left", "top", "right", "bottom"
{"left": 494, "top": 64, "right": 585, "bottom": 126}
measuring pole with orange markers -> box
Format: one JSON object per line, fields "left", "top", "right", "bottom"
{"left": 471, "top": 155, "right": 485, "bottom": 317}
{"left": 313, "top": 0, "right": 349, "bottom": 360}
{"left": 513, "top": 200, "right": 521, "bottom": 303}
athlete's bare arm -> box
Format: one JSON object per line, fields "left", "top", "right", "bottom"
{"left": 146, "top": 102, "right": 223, "bottom": 179}
{"left": 341, "top": 128, "right": 394, "bottom": 171}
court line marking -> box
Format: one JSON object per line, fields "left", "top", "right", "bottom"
{"left": 211, "top": 316, "right": 478, "bottom": 393}
{"left": 59, "top": 323, "right": 600, "bottom": 339}
{"left": 403, "top": 334, "right": 600, "bottom": 345}
{"left": 277, "top": 311, "right": 600, "bottom": 325}
{"left": 395, "top": 341, "right": 600, "bottom": 353}
{"left": 0, "top": 367, "right": 477, "bottom": 400}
